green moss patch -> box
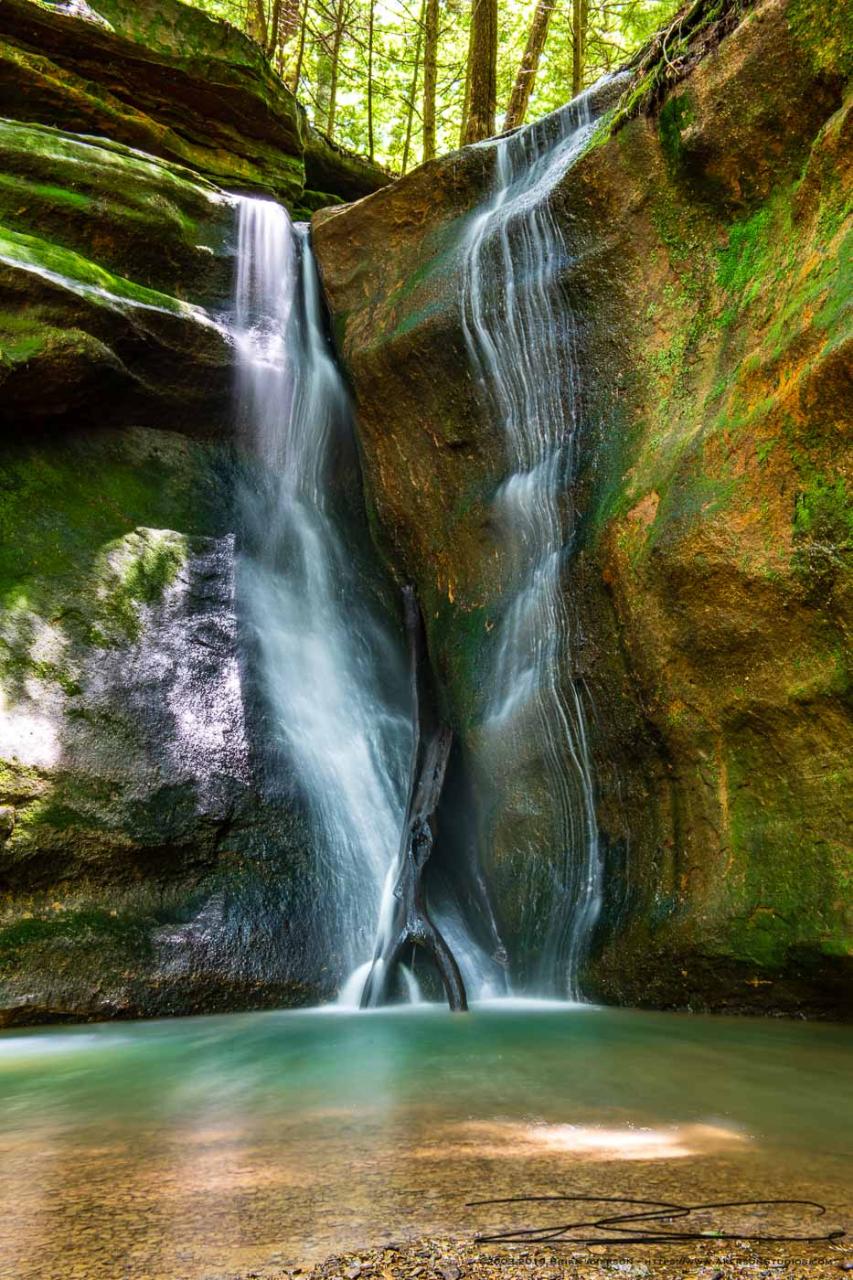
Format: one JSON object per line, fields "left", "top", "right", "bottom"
{"left": 0, "top": 909, "right": 154, "bottom": 966}
{"left": 0, "top": 428, "right": 229, "bottom": 697}
{"left": 0, "top": 223, "right": 207, "bottom": 318}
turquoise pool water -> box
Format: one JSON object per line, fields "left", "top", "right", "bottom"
{"left": 0, "top": 1001, "right": 850, "bottom": 1277}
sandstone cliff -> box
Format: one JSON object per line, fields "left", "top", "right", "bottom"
{"left": 313, "top": 0, "right": 851, "bottom": 1016}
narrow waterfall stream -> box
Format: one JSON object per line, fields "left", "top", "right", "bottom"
{"left": 461, "top": 80, "right": 623, "bottom": 999}
{"left": 234, "top": 198, "right": 413, "bottom": 991}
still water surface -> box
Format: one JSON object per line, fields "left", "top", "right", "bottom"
{"left": 0, "top": 1002, "right": 850, "bottom": 1278}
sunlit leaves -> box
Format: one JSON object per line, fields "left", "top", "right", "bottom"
{"left": 181, "top": 0, "right": 680, "bottom": 169}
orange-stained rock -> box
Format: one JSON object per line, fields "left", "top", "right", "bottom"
{"left": 313, "top": 0, "right": 852, "bottom": 1015}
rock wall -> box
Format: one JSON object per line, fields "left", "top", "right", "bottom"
{"left": 0, "top": 0, "right": 390, "bottom": 210}
{"left": 2, "top": 0, "right": 848, "bottom": 1023}
{"left": 0, "top": 0, "right": 390, "bottom": 1024}
{"left": 313, "top": 0, "right": 851, "bottom": 1016}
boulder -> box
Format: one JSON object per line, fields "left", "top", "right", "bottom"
{"left": 0, "top": 425, "right": 329, "bottom": 1025}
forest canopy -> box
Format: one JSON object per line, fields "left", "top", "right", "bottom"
{"left": 183, "top": 0, "right": 681, "bottom": 171}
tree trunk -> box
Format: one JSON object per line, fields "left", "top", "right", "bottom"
{"left": 246, "top": 0, "right": 269, "bottom": 46}
{"left": 287, "top": 0, "right": 309, "bottom": 92}
{"left": 401, "top": 0, "right": 425, "bottom": 175}
{"left": 459, "top": 40, "right": 471, "bottom": 146}
{"left": 367, "top": 0, "right": 375, "bottom": 160}
{"left": 324, "top": 0, "right": 346, "bottom": 138}
{"left": 279, "top": 0, "right": 302, "bottom": 45}
{"left": 265, "top": 0, "right": 284, "bottom": 57}
{"left": 422, "top": 0, "right": 439, "bottom": 162}
{"left": 504, "top": 0, "right": 554, "bottom": 130}
{"left": 360, "top": 587, "right": 468, "bottom": 1013}
{"left": 571, "top": 0, "right": 587, "bottom": 97}
{"left": 462, "top": 0, "right": 498, "bottom": 144}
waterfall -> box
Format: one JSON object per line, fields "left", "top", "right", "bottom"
{"left": 460, "top": 82, "right": 619, "bottom": 999}
{"left": 233, "top": 197, "right": 412, "bottom": 985}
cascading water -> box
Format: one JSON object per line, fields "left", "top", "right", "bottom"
{"left": 460, "top": 80, "right": 623, "bottom": 1000}
{"left": 233, "top": 197, "right": 413, "bottom": 987}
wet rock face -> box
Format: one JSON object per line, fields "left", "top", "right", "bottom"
{"left": 314, "top": 0, "right": 851, "bottom": 1015}
{"left": 0, "top": 119, "right": 236, "bottom": 434}
{"left": 5, "top": 524, "right": 252, "bottom": 881}
{"left": 0, "top": 2, "right": 364, "bottom": 1024}
{"left": 0, "top": 426, "right": 327, "bottom": 1025}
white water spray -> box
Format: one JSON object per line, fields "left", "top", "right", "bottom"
{"left": 233, "top": 197, "right": 502, "bottom": 1007}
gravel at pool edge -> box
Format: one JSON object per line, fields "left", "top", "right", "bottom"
{"left": 236, "top": 1237, "right": 851, "bottom": 1278}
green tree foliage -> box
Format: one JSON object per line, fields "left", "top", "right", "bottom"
{"left": 180, "top": 0, "right": 681, "bottom": 169}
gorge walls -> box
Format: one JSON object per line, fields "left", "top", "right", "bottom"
{"left": 312, "top": 0, "right": 851, "bottom": 1017}
{"left": 0, "top": 0, "right": 848, "bottom": 1023}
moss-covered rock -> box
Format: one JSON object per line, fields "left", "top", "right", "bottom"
{"left": 0, "top": 0, "right": 390, "bottom": 1022}
{"left": 313, "top": 0, "right": 851, "bottom": 1016}
{"left": 0, "top": 0, "right": 305, "bottom": 203}
{"left": 0, "top": 116, "right": 237, "bottom": 430}
{"left": 0, "top": 426, "right": 331, "bottom": 1025}
{"left": 0, "top": 0, "right": 390, "bottom": 209}
{"left": 0, "top": 118, "right": 232, "bottom": 297}
{"left": 304, "top": 128, "right": 393, "bottom": 205}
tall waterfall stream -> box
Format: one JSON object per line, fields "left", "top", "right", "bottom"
{"left": 234, "top": 199, "right": 412, "bottom": 991}
{"left": 234, "top": 200, "right": 498, "bottom": 1005}
{"left": 461, "top": 83, "right": 613, "bottom": 998}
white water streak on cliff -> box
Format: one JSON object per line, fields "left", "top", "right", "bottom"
{"left": 460, "top": 87, "right": 609, "bottom": 999}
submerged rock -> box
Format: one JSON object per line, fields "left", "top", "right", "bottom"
{"left": 313, "top": 0, "right": 851, "bottom": 1016}
{"left": 297, "top": 1238, "right": 845, "bottom": 1280}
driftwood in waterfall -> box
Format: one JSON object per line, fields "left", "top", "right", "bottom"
{"left": 360, "top": 586, "right": 468, "bottom": 1012}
